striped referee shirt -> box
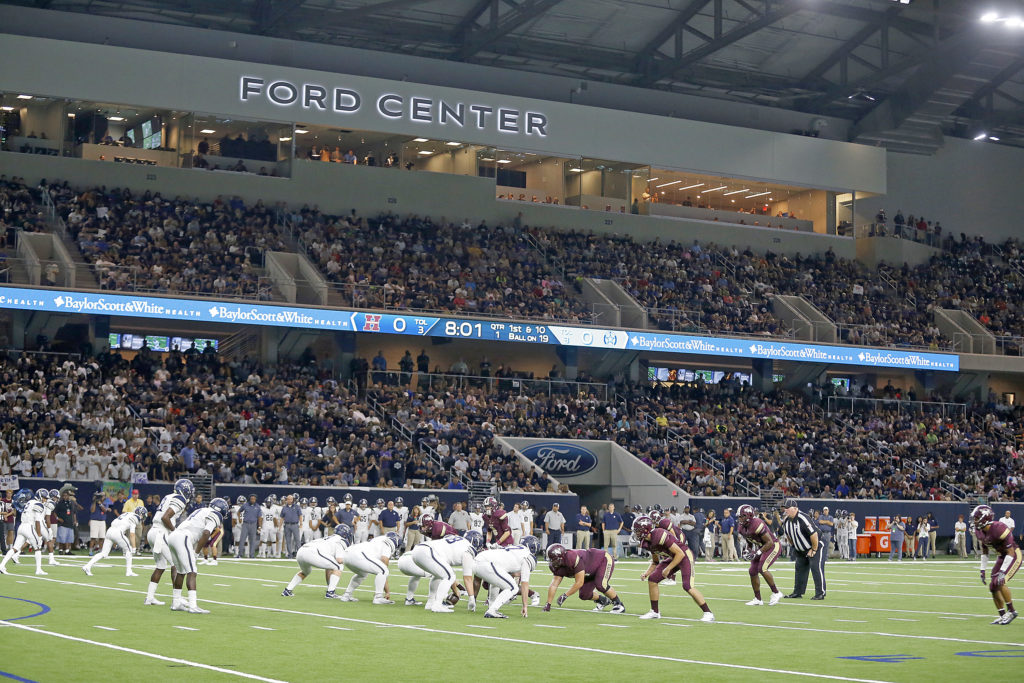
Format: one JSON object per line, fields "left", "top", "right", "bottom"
{"left": 783, "top": 511, "right": 818, "bottom": 552}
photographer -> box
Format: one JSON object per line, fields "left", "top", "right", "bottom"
{"left": 89, "top": 492, "right": 108, "bottom": 555}
{"left": 55, "top": 485, "right": 81, "bottom": 556}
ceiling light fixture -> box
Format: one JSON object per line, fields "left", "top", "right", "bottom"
{"left": 569, "top": 166, "right": 584, "bottom": 172}
{"left": 700, "top": 185, "right": 728, "bottom": 194}
{"left": 413, "top": 137, "right": 429, "bottom": 142}
{"left": 16, "top": 95, "right": 32, "bottom": 100}
{"left": 745, "top": 191, "right": 771, "bottom": 199}
{"left": 1, "top": 106, "right": 14, "bottom": 112}
{"left": 200, "top": 128, "right": 216, "bottom": 134}
{"left": 723, "top": 188, "right": 750, "bottom": 196}
{"left": 973, "top": 132, "right": 989, "bottom": 141}
{"left": 497, "top": 159, "right": 512, "bottom": 164}
{"left": 108, "top": 116, "right": 125, "bottom": 121}
{"left": 678, "top": 183, "right": 705, "bottom": 191}
{"left": 418, "top": 150, "right": 433, "bottom": 155}
{"left": 656, "top": 180, "right": 682, "bottom": 188}
{"left": 295, "top": 128, "right": 309, "bottom": 134}
{"left": 445, "top": 141, "right": 461, "bottom": 146}
{"left": 989, "top": 135, "right": 1001, "bottom": 141}
{"left": 647, "top": 177, "right": 659, "bottom": 182}
{"left": 278, "top": 136, "right": 292, "bottom": 142}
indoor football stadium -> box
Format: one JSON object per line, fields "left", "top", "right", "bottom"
{"left": 0, "top": 1, "right": 1022, "bottom": 681}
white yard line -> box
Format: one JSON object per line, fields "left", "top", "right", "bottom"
{"left": 173, "top": 626, "right": 199, "bottom": 631}
{"left": 93, "top": 625, "right": 117, "bottom": 631}
{"left": 464, "top": 624, "right": 496, "bottom": 629}
{"left": 887, "top": 618, "right": 918, "bottom": 622}
{"left": 834, "top": 619, "right": 867, "bottom": 623}
{"left": 325, "top": 626, "right": 352, "bottom": 631}
{"left": 598, "top": 623, "right": 630, "bottom": 628}
{"left": 250, "top": 626, "right": 275, "bottom": 631}
{"left": 534, "top": 624, "right": 565, "bottom": 629}
{"left": 1, "top": 620, "right": 286, "bottom": 683}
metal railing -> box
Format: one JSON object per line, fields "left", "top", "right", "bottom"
{"left": 645, "top": 307, "right": 706, "bottom": 332}
{"left": 826, "top": 395, "right": 967, "bottom": 418}
{"left": 75, "top": 261, "right": 277, "bottom": 301}
{"left": 940, "top": 479, "right": 969, "bottom": 502}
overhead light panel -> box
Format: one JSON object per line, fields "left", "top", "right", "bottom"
{"left": 569, "top": 167, "right": 584, "bottom": 172}
{"left": 418, "top": 150, "right": 433, "bottom": 155}
{"left": 278, "top": 136, "right": 292, "bottom": 142}
{"left": 723, "top": 189, "right": 750, "bottom": 196}
{"left": 445, "top": 141, "right": 461, "bottom": 146}
{"left": 678, "top": 183, "right": 705, "bottom": 191}
{"left": 1, "top": 106, "right": 13, "bottom": 112}
{"left": 108, "top": 116, "right": 125, "bottom": 121}
{"left": 701, "top": 185, "right": 728, "bottom": 194}
{"left": 989, "top": 136, "right": 1001, "bottom": 141}
{"left": 656, "top": 180, "right": 682, "bottom": 188}
{"left": 647, "top": 177, "right": 659, "bottom": 182}
{"left": 200, "top": 128, "right": 215, "bottom": 134}
{"left": 973, "top": 132, "right": 989, "bottom": 141}
{"left": 746, "top": 191, "right": 771, "bottom": 199}
{"left": 413, "top": 137, "right": 429, "bottom": 142}
{"left": 16, "top": 95, "right": 32, "bottom": 100}
{"left": 295, "top": 128, "right": 309, "bottom": 134}
{"left": 497, "top": 159, "right": 512, "bottom": 164}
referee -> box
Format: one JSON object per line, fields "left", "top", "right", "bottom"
{"left": 781, "top": 500, "right": 826, "bottom": 600}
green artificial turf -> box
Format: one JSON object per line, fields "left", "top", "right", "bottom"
{"left": 1, "top": 552, "right": 1021, "bottom": 682}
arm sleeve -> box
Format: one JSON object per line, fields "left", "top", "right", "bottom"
{"left": 980, "top": 553, "right": 989, "bottom": 572}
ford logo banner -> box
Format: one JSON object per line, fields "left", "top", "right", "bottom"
{"left": 520, "top": 443, "right": 599, "bottom": 477}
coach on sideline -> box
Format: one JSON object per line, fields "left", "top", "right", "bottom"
{"left": 781, "top": 500, "right": 826, "bottom": 600}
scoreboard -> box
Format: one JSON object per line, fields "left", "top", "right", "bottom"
{"left": 0, "top": 286, "right": 959, "bottom": 371}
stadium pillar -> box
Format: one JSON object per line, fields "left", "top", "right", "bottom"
{"left": 335, "top": 330, "right": 356, "bottom": 378}
{"left": 752, "top": 358, "right": 774, "bottom": 392}
{"left": 91, "top": 316, "right": 109, "bottom": 355}
{"left": 556, "top": 345, "right": 578, "bottom": 380}
{"left": 260, "top": 327, "right": 282, "bottom": 365}
{"left": 8, "top": 310, "right": 26, "bottom": 349}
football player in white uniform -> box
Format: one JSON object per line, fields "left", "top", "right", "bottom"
{"left": 309, "top": 496, "right": 324, "bottom": 541}
{"left": 166, "top": 497, "right": 229, "bottom": 614}
{"left": 469, "top": 503, "right": 485, "bottom": 534}
{"left": 0, "top": 489, "right": 48, "bottom": 575}
{"left": 420, "top": 495, "right": 437, "bottom": 519}
{"left": 508, "top": 504, "right": 523, "bottom": 544}
{"left": 83, "top": 507, "right": 147, "bottom": 576}
{"left": 43, "top": 488, "right": 61, "bottom": 566}
{"left": 259, "top": 495, "right": 278, "bottom": 557}
{"left": 338, "top": 531, "right": 399, "bottom": 604}
{"left": 369, "top": 498, "right": 385, "bottom": 538}
{"left": 411, "top": 531, "right": 482, "bottom": 613}
{"left": 395, "top": 496, "right": 409, "bottom": 537}
{"left": 144, "top": 479, "right": 193, "bottom": 605}
{"left": 354, "top": 499, "right": 372, "bottom": 544}
{"left": 396, "top": 545, "right": 431, "bottom": 606}
{"left": 281, "top": 524, "right": 353, "bottom": 599}
{"left": 299, "top": 498, "right": 314, "bottom": 545}
{"left": 520, "top": 501, "right": 535, "bottom": 541}
{"left": 471, "top": 536, "right": 540, "bottom": 618}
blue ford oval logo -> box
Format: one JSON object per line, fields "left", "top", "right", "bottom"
{"left": 520, "top": 442, "right": 599, "bottom": 477}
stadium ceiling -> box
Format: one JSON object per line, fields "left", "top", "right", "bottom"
{"left": 9, "top": 0, "right": 1024, "bottom": 153}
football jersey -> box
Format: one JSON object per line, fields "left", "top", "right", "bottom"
{"left": 422, "top": 536, "right": 476, "bottom": 572}
{"left": 110, "top": 510, "right": 142, "bottom": 533}
{"left": 551, "top": 548, "right": 607, "bottom": 578}
{"left": 977, "top": 521, "right": 1019, "bottom": 556}
{"left": 355, "top": 507, "right": 371, "bottom": 530}
{"left": 21, "top": 500, "right": 46, "bottom": 525}
{"left": 648, "top": 528, "right": 686, "bottom": 562}
{"left": 521, "top": 509, "right": 535, "bottom": 534}
{"left": 475, "top": 545, "right": 535, "bottom": 583}
{"left": 302, "top": 534, "right": 348, "bottom": 559}
{"left": 345, "top": 535, "right": 394, "bottom": 561}
{"left": 421, "top": 505, "right": 436, "bottom": 518}
{"left": 309, "top": 506, "right": 323, "bottom": 529}
{"left": 174, "top": 508, "right": 222, "bottom": 541}
{"left": 469, "top": 512, "right": 484, "bottom": 532}
{"left": 738, "top": 517, "right": 778, "bottom": 546}
{"left": 154, "top": 493, "right": 188, "bottom": 531}
{"left": 261, "top": 505, "right": 277, "bottom": 526}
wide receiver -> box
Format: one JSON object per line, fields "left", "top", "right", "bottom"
{"left": 0, "top": 489, "right": 47, "bottom": 575}
{"left": 544, "top": 543, "right": 626, "bottom": 613}
{"left": 736, "top": 505, "right": 784, "bottom": 606}
{"left": 973, "top": 504, "right": 1020, "bottom": 625}
{"left": 144, "top": 479, "right": 193, "bottom": 606}
{"left": 281, "top": 523, "right": 353, "bottom": 599}
{"left": 166, "top": 497, "right": 230, "bottom": 614}
{"left": 633, "top": 515, "right": 714, "bottom": 622}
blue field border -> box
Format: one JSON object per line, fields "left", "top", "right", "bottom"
{"left": 0, "top": 594, "right": 51, "bottom": 621}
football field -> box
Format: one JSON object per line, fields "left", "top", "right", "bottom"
{"left": 1, "top": 553, "right": 1021, "bottom": 682}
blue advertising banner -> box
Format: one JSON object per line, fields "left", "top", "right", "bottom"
{"left": 0, "top": 286, "right": 959, "bottom": 371}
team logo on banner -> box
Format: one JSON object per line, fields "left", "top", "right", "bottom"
{"left": 520, "top": 442, "right": 599, "bottom": 477}
{"left": 363, "top": 314, "right": 382, "bottom": 331}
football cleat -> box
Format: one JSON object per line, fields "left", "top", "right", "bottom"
{"left": 126, "top": 572, "right": 139, "bottom": 577}
{"left": 430, "top": 605, "right": 454, "bottom": 613}
{"left": 207, "top": 559, "right": 218, "bottom": 566}
{"left": 170, "top": 602, "right": 188, "bottom": 611}
{"left": 0, "top": 566, "right": 8, "bottom": 575}
{"left": 325, "top": 591, "right": 340, "bottom": 600}
{"left": 35, "top": 570, "right": 47, "bottom": 576}
{"left": 372, "top": 597, "right": 395, "bottom": 605}
{"left": 186, "top": 606, "right": 210, "bottom": 614}
{"left": 662, "top": 578, "right": 676, "bottom": 586}
{"left": 144, "top": 597, "right": 165, "bottom": 606}
{"left": 592, "top": 603, "right": 606, "bottom": 612}
{"left": 638, "top": 610, "right": 661, "bottom": 620}
{"left": 609, "top": 604, "right": 626, "bottom": 614}
{"left": 484, "top": 610, "right": 508, "bottom": 619}
{"left": 405, "top": 598, "right": 423, "bottom": 606}
{"left": 530, "top": 594, "right": 540, "bottom": 607}
{"left": 281, "top": 589, "right": 294, "bottom": 597}
{"left": 338, "top": 594, "right": 358, "bottom": 602}
{"left": 991, "top": 616, "right": 1006, "bottom": 625}
{"left": 700, "top": 612, "right": 716, "bottom": 622}
{"left": 1001, "top": 611, "right": 1018, "bottom": 625}
{"left": 769, "top": 592, "right": 784, "bottom": 606}
{"left": 745, "top": 598, "right": 764, "bottom": 606}
{"left": 82, "top": 566, "right": 93, "bottom": 576}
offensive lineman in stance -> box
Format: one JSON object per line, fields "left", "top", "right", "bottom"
{"left": 281, "top": 523, "right": 352, "bottom": 599}
{"left": 973, "top": 504, "right": 1021, "bottom": 625}
{"left": 544, "top": 544, "right": 626, "bottom": 613}
{"left": 737, "top": 504, "right": 784, "bottom": 606}
{"left": 633, "top": 515, "right": 714, "bottom": 621}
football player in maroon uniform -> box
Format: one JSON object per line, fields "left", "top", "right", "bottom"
{"left": 543, "top": 544, "right": 625, "bottom": 613}
{"left": 973, "top": 504, "right": 1020, "bottom": 625}
{"left": 736, "top": 505, "right": 784, "bottom": 606}
{"left": 483, "top": 496, "right": 513, "bottom": 546}
{"left": 420, "top": 514, "right": 460, "bottom": 540}
{"left": 633, "top": 516, "right": 714, "bottom": 621}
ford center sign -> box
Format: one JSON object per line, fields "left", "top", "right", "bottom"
{"left": 520, "top": 443, "right": 599, "bottom": 478}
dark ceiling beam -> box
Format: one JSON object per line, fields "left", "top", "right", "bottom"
{"left": 813, "top": 1, "right": 936, "bottom": 40}
{"left": 953, "top": 56, "right": 1024, "bottom": 119}
{"left": 632, "top": 0, "right": 712, "bottom": 71}
{"left": 635, "top": 0, "right": 804, "bottom": 87}
{"left": 849, "top": 32, "right": 984, "bottom": 141}
{"left": 800, "top": 6, "right": 905, "bottom": 85}
{"left": 452, "top": 0, "right": 564, "bottom": 60}
{"left": 450, "top": 0, "right": 494, "bottom": 41}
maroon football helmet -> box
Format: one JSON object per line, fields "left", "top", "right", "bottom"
{"left": 483, "top": 495, "right": 499, "bottom": 514}
{"left": 632, "top": 515, "right": 654, "bottom": 540}
{"left": 547, "top": 543, "right": 567, "bottom": 568}
{"left": 971, "top": 504, "right": 995, "bottom": 529}
{"left": 737, "top": 504, "right": 756, "bottom": 523}
{"left": 419, "top": 514, "right": 434, "bottom": 533}
{"left": 649, "top": 509, "right": 665, "bottom": 524}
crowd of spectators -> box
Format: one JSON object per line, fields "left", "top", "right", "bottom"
{"left": 7, "top": 175, "right": 1024, "bottom": 346}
